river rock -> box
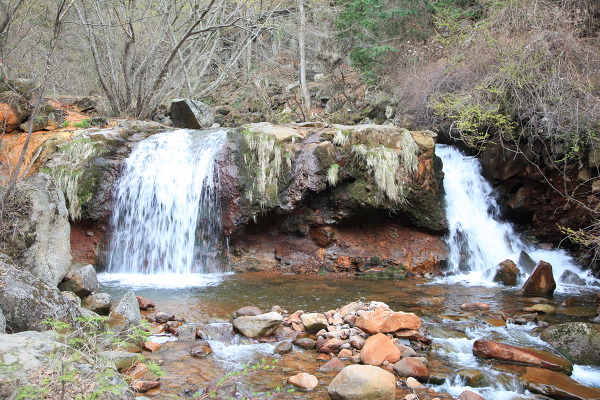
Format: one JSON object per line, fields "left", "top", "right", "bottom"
{"left": 288, "top": 372, "right": 318, "bottom": 390}
{"left": 493, "top": 259, "right": 518, "bottom": 286}
{"left": 82, "top": 292, "right": 111, "bottom": 315}
{"left": 319, "top": 357, "right": 346, "bottom": 371}
{"left": 395, "top": 343, "right": 417, "bottom": 357}
{"left": 473, "top": 339, "right": 572, "bottom": 374}
{"left": 235, "top": 306, "right": 263, "bottom": 317}
{"left": 319, "top": 338, "right": 345, "bottom": 354}
{"left": 360, "top": 333, "right": 401, "bottom": 366}
{"left": 393, "top": 357, "right": 429, "bottom": 381}
{"left": 460, "top": 303, "right": 490, "bottom": 311}
{"left": 520, "top": 366, "right": 600, "bottom": 399}
{"left": 170, "top": 98, "right": 214, "bottom": 129}
{"left": 328, "top": 364, "right": 396, "bottom": 400}
{"left": 109, "top": 291, "right": 142, "bottom": 330}
{"left": 190, "top": 341, "right": 213, "bottom": 358}
{"left": 350, "top": 335, "right": 366, "bottom": 350}
{"left": 294, "top": 337, "right": 316, "bottom": 349}
{"left": 232, "top": 311, "right": 282, "bottom": 338}
{"left": 541, "top": 322, "right": 600, "bottom": 365}
{"left": 523, "top": 304, "right": 556, "bottom": 314}
{"left": 456, "top": 369, "right": 490, "bottom": 387}
{"left": 274, "top": 341, "right": 293, "bottom": 354}
{"left": 522, "top": 261, "right": 556, "bottom": 297}
{"left": 0, "top": 258, "right": 82, "bottom": 332}
{"left": 354, "top": 309, "right": 421, "bottom": 334}
{"left": 458, "top": 390, "right": 486, "bottom": 400}
{"left": 136, "top": 296, "right": 155, "bottom": 310}
{"left": 301, "top": 313, "right": 328, "bottom": 331}
{"left": 16, "top": 173, "right": 72, "bottom": 287}
{"left": 154, "top": 312, "right": 175, "bottom": 323}
{"left": 518, "top": 251, "right": 537, "bottom": 273}
{"left": 60, "top": 291, "right": 81, "bottom": 307}
{"left": 58, "top": 263, "right": 98, "bottom": 297}
{"left": 132, "top": 380, "right": 160, "bottom": 393}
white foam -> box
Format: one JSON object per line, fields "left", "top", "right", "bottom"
{"left": 97, "top": 272, "right": 230, "bottom": 289}
{"left": 572, "top": 365, "right": 600, "bottom": 388}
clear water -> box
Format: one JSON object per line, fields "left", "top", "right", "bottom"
{"left": 437, "top": 144, "right": 597, "bottom": 290}
{"left": 106, "top": 129, "right": 227, "bottom": 274}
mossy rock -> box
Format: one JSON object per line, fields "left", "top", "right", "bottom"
{"left": 541, "top": 323, "right": 600, "bottom": 365}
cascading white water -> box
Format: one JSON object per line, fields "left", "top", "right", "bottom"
{"left": 106, "top": 129, "right": 227, "bottom": 276}
{"left": 437, "top": 144, "right": 595, "bottom": 287}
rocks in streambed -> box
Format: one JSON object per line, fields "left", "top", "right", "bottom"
{"left": 522, "top": 261, "right": 556, "bottom": 297}
{"left": 137, "top": 296, "right": 155, "bottom": 310}
{"left": 458, "top": 390, "right": 486, "bottom": 400}
{"left": 460, "top": 303, "right": 490, "bottom": 311}
{"left": 190, "top": 341, "right": 213, "bottom": 358}
{"left": 493, "top": 259, "right": 518, "bottom": 286}
{"left": 393, "top": 357, "right": 430, "bottom": 381}
{"left": 520, "top": 366, "right": 600, "bottom": 400}
{"left": 301, "top": 312, "right": 328, "bottom": 331}
{"left": 109, "top": 291, "right": 142, "bottom": 330}
{"left": 360, "top": 333, "right": 401, "bottom": 366}
{"left": 234, "top": 305, "right": 263, "bottom": 317}
{"left": 473, "top": 339, "right": 573, "bottom": 374}
{"left": 287, "top": 372, "right": 318, "bottom": 390}
{"left": 354, "top": 308, "right": 421, "bottom": 334}
{"left": 523, "top": 304, "right": 556, "bottom": 315}
{"left": 232, "top": 311, "right": 282, "bottom": 338}
{"left": 328, "top": 365, "right": 396, "bottom": 400}
{"left": 274, "top": 341, "right": 293, "bottom": 354}
{"left": 541, "top": 322, "right": 600, "bottom": 365}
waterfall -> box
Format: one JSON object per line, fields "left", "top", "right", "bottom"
{"left": 437, "top": 144, "right": 595, "bottom": 287}
{"left": 106, "top": 129, "right": 227, "bottom": 276}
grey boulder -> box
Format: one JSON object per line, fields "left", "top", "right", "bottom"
{"left": 170, "top": 99, "right": 214, "bottom": 129}
{"left": 232, "top": 312, "right": 282, "bottom": 338}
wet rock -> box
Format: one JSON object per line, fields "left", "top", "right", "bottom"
{"left": 328, "top": 364, "right": 396, "bottom": 400}
{"left": 523, "top": 304, "right": 556, "bottom": 315}
{"left": 473, "top": 339, "right": 573, "bottom": 374}
{"left": 354, "top": 309, "right": 421, "bottom": 334}
{"left": 393, "top": 357, "right": 429, "bottom": 381}
{"left": 58, "top": 263, "right": 98, "bottom": 297}
{"left": 541, "top": 323, "right": 600, "bottom": 365}
{"left": 154, "top": 312, "right": 176, "bottom": 323}
{"left": 132, "top": 380, "right": 160, "bottom": 393}
{"left": 301, "top": 313, "right": 328, "bottom": 331}
{"left": 560, "top": 270, "right": 586, "bottom": 285}
{"left": 274, "top": 341, "right": 293, "bottom": 354}
{"left": 320, "top": 357, "right": 346, "bottom": 371}
{"left": 294, "top": 338, "right": 316, "bottom": 349}
{"left": 396, "top": 343, "right": 417, "bottom": 357}
{"left": 360, "top": 333, "right": 401, "bottom": 366}
{"left": 136, "top": 296, "right": 155, "bottom": 310}
{"left": 81, "top": 292, "right": 111, "bottom": 315}
{"left": 319, "top": 338, "right": 345, "bottom": 354}
{"left": 458, "top": 390, "right": 486, "bottom": 400}
{"left": 460, "top": 303, "right": 490, "bottom": 311}
{"left": 143, "top": 342, "right": 160, "bottom": 352}
{"left": 109, "top": 291, "right": 142, "bottom": 330}
{"left": 0, "top": 258, "right": 82, "bottom": 332}
{"left": 234, "top": 306, "right": 263, "bottom": 317}
{"left": 520, "top": 366, "right": 600, "bottom": 400}
{"left": 518, "top": 251, "right": 537, "bottom": 273}
{"left": 170, "top": 98, "right": 214, "bottom": 129}
{"left": 124, "top": 362, "right": 149, "bottom": 381}
{"left": 522, "top": 261, "right": 556, "bottom": 297}
{"left": 232, "top": 312, "right": 282, "bottom": 338}
{"left": 287, "top": 372, "right": 318, "bottom": 390}
{"left": 493, "top": 259, "right": 518, "bottom": 286}
{"left": 456, "top": 369, "right": 490, "bottom": 387}
{"left": 190, "top": 341, "right": 213, "bottom": 358}
{"left": 99, "top": 350, "right": 140, "bottom": 371}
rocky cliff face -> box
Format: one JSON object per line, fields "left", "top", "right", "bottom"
{"left": 218, "top": 123, "right": 447, "bottom": 274}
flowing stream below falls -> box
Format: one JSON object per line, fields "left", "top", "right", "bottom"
{"left": 98, "top": 130, "right": 600, "bottom": 399}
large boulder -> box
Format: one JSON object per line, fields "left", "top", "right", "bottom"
{"left": 354, "top": 309, "right": 421, "bottom": 334}
{"left": 327, "top": 364, "right": 396, "bottom": 400}
{"left": 170, "top": 99, "right": 214, "bottom": 129}
{"left": 493, "top": 259, "right": 518, "bottom": 286}
{"left": 0, "top": 91, "right": 32, "bottom": 133}
{"left": 360, "top": 333, "right": 401, "bottom": 366}
{"left": 15, "top": 173, "right": 72, "bottom": 286}
{"left": 520, "top": 367, "right": 600, "bottom": 400}
{"left": 109, "top": 291, "right": 141, "bottom": 330}
{"left": 522, "top": 261, "right": 556, "bottom": 297}
{"left": 473, "top": 339, "right": 572, "bottom": 374}
{"left": 58, "top": 263, "right": 98, "bottom": 297}
{"left": 0, "top": 258, "right": 82, "bottom": 332}
{"left": 232, "top": 312, "right": 282, "bottom": 338}
{"left": 541, "top": 323, "right": 600, "bottom": 365}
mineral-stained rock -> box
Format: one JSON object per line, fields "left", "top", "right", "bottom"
{"left": 328, "top": 364, "right": 396, "bottom": 400}
{"left": 360, "top": 333, "right": 401, "bottom": 366}
{"left": 354, "top": 309, "right": 421, "bottom": 334}
{"left": 460, "top": 303, "right": 490, "bottom": 311}
{"left": 294, "top": 338, "right": 316, "bottom": 349}
{"left": 520, "top": 367, "right": 600, "bottom": 400}
{"left": 132, "top": 380, "right": 160, "bottom": 393}
{"left": 522, "top": 261, "right": 556, "bottom": 297}
{"left": 0, "top": 91, "right": 32, "bottom": 133}
{"left": 232, "top": 312, "right": 282, "bottom": 338}
{"left": 541, "top": 323, "right": 600, "bottom": 365}
{"left": 473, "top": 339, "right": 572, "bottom": 374}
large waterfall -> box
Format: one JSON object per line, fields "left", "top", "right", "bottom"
{"left": 106, "top": 129, "right": 227, "bottom": 277}
{"left": 437, "top": 144, "right": 594, "bottom": 287}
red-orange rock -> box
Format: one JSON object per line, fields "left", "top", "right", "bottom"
{"left": 460, "top": 303, "right": 490, "bottom": 311}
{"left": 0, "top": 93, "right": 31, "bottom": 133}
{"left": 522, "top": 261, "right": 556, "bottom": 297}
{"left": 494, "top": 259, "right": 518, "bottom": 286}
{"left": 473, "top": 339, "right": 572, "bottom": 374}
{"left": 393, "top": 357, "right": 430, "bottom": 382}
{"left": 355, "top": 309, "right": 421, "bottom": 334}
{"left": 287, "top": 372, "right": 318, "bottom": 390}
{"left": 136, "top": 296, "right": 155, "bottom": 310}
{"left": 124, "top": 362, "right": 148, "bottom": 382}
{"left": 318, "top": 338, "right": 345, "bottom": 354}
{"left": 143, "top": 342, "right": 161, "bottom": 353}
{"left": 317, "top": 354, "right": 331, "bottom": 361}
{"left": 338, "top": 348, "right": 353, "bottom": 359}
{"left": 521, "top": 367, "right": 600, "bottom": 400}
{"left": 360, "top": 333, "right": 401, "bottom": 366}
{"left": 319, "top": 357, "right": 346, "bottom": 371}
{"left": 132, "top": 380, "right": 160, "bottom": 393}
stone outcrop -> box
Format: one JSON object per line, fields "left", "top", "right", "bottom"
{"left": 0, "top": 258, "right": 82, "bottom": 333}
{"left": 473, "top": 339, "right": 573, "bottom": 374}
{"left": 170, "top": 99, "right": 214, "bottom": 129}
{"left": 232, "top": 312, "right": 282, "bottom": 338}
{"left": 522, "top": 261, "right": 556, "bottom": 297}
{"left": 327, "top": 364, "right": 396, "bottom": 400}
{"left": 541, "top": 323, "right": 600, "bottom": 365}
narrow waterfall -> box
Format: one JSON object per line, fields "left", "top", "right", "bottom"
{"left": 437, "top": 144, "right": 594, "bottom": 287}
{"left": 106, "top": 129, "right": 227, "bottom": 275}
